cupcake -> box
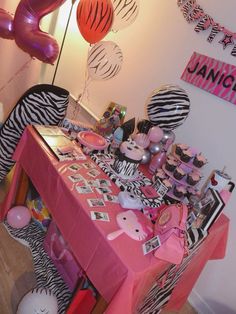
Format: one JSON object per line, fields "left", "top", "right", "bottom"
{"left": 186, "top": 171, "right": 201, "bottom": 186}
{"left": 112, "top": 139, "right": 144, "bottom": 177}
{"left": 175, "top": 143, "right": 189, "bottom": 156}
{"left": 180, "top": 148, "right": 194, "bottom": 163}
{"left": 162, "top": 178, "right": 173, "bottom": 191}
{"left": 165, "top": 158, "right": 178, "bottom": 172}
{"left": 173, "top": 185, "right": 187, "bottom": 198}
{"left": 193, "top": 153, "right": 207, "bottom": 168}
{"left": 173, "top": 167, "right": 185, "bottom": 181}
{"left": 152, "top": 169, "right": 167, "bottom": 182}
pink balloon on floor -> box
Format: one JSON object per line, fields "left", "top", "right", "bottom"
{"left": 7, "top": 206, "right": 31, "bottom": 229}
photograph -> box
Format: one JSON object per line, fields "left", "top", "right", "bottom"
{"left": 96, "top": 179, "right": 111, "bottom": 187}
{"left": 76, "top": 185, "right": 93, "bottom": 194}
{"left": 142, "top": 236, "right": 161, "bottom": 255}
{"left": 68, "top": 163, "right": 82, "bottom": 172}
{"left": 95, "top": 187, "right": 112, "bottom": 195}
{"left": 83, "top": 162, "right": 96, "bottom": 169}
{"left": 68, "top": 174, "right": 84, "bottom": 183}
{"left": 90, "top": 211, "right": 110, "bottom": 222}
{"left": 87, "top": 198, "right": 106, "bottom": 207}
{"left": 87, "top": 169, "right": 101, "bottom": 178}
{"left": 103, "top": 194, "right": 119, "bottom": 203}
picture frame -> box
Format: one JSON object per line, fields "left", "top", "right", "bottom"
{"left": 195, "top": 188, "right": 225, "bottom": 232}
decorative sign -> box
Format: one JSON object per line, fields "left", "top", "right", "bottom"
{"left": 177, "top": 0, "right": 236, "bottom": 57}
{"left": 181, "top": 52, "right": 236, "bottom": 105}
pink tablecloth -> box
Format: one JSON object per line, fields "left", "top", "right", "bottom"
{"left": 1, "top": 126, "right": 229, "bottom": 314}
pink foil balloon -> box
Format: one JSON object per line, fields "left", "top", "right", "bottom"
{"left": 133, "top": 133, "right": 150, "bottom": 149}
{"left": 148, "top": 126, "right": 164, "bottom": 143}
{"left": 13, "top": 0, "right": 67, "bottom": 64}
{"left": 0, "top": 8, "right": 14, "bottom": 39}
{"left": 7, "top": 206, "right": 31, "bottom": 229}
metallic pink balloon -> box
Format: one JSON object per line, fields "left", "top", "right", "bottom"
{"left": 13, "top": 0, "right": 67, "bottom": 64}
{"left": 0, "top": 8, "right": 14, "bottom": 39}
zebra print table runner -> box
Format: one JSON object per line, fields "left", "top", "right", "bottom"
{"left": 90, "top": 152, "right": 164, "bottom": 208}
{"left": 137, "top": 227, "right": 207, "bottom": 313}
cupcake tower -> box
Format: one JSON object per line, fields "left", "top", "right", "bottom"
{"left": 152, "top": 143, "right": 207, "bottom": 201}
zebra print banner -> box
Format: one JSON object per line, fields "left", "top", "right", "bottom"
{"left": 181, "top": 52, "right": 236, "bottom": 106}
{"left": 177, "top": 0, "right": 236, "bottom": 56}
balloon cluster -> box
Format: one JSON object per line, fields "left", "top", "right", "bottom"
{"left": 0, "top": 0, "right": 140, "bottom": 64}
{"left": 133, "top": 120, "right": 176, "bottom": 167}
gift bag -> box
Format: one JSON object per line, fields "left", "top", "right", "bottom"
{"left": 154, "top": 203, "right": 188, "bottom": 265}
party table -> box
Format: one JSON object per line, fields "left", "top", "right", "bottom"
{"left": 0, "top": 126, "right": 229, "bottom": 314}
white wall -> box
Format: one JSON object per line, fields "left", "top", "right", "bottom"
{"left": 40, "top": 0, "right": 236, "bottom": 313}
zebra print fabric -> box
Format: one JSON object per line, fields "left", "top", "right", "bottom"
{"left": 137, "top": 227, "right": 207, "bottom": 313}
{"left": 4, "top": 221, "right": 72, "bottom": 314}
{"left": 0, "top": 84, "right": 69, "bottom": 182}
{"left": 90, "top": 152, "right": 164, "bottom": 208}
{"left": 87, "top": 41, "right": 123, "bottom": 80}
{"left": 147, "top": 85, "right": 190, "bottom": 131}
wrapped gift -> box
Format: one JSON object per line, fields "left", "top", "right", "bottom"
{"left": 26, "top": 196, "right": 51, "bottom": 231}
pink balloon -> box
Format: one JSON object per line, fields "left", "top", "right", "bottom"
{"left": 0, "top": 8, "right": 14, "bottom": 39}
{"left": 13, "top": 0, "right": 67, "bottom": 64}
{"left": 133, "top": 133, "right": 150, "bottom": 149}
{"left": 7, "top": 206, "right": 31, "bottom": 229}
{"left": 147, "top": 126, "right": 164, "bottom": 143}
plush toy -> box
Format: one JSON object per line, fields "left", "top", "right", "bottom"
{"left": 107, "top": 210, "right": 153, "bottom": 241}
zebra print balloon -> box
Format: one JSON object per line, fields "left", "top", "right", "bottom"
{"left": 87, "top": 41, "right": 123, "bottom": 80}
{"left": 76, "top": 0, "right": 113, "bottom": 44}
{"left": 111, "top": 0, "right": 140, "bottom": 31}
{"left": 0, "top": 84, "right": 69, "bottom": 182}
{"left": 146, "top": 85, "right": 190, "bottom": 131}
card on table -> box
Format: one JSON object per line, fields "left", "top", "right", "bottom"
{"left": 87, "top": 198, "right": 106, "bottom": 207}
{"left": 82, "top": 162, "right": 96, "bottom": 169}
{"left": 76, "top": 185, "right": 93, "bottom": 194}
{"left": 85, "top": 179, "right": 100, "bottom": 188}
{"left": 68, "top": 163, "right": 82, "bottom": 172}
{"left": 103, "top": 194, "right": 119, "bottom": 203}
{"left": 90, "top": 211, "right": 110, "bottom": 222}
{"left": 96, "top": 178, "right": 111, "bottom": 187}
{"left": 68, "top": 173, "right": 84, "bottom": 183}
{"left": 142, "top": 236, "right": 161, "bottom": 255}
{"left": 95, "top": 187, "right": 112, "bottom": 195}
{"left": 87, "top": 169, "right": 101, "bottom": 178}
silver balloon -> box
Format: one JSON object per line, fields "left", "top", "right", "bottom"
{"left": 161, "top": 130, "right": 175, "bottom": 145}
{"left": 148, "top": 142, "right": 163, "bottom": 155}
{"left": 141, "top": 149, "right": 151, "bottom": 164}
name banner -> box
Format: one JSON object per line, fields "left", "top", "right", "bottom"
{"left": 181, "top": 52, "right": 236, "bottom": 105}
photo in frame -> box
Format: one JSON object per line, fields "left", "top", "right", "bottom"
{"left": 194, "top": 188, "right": 225, "bottom": 232}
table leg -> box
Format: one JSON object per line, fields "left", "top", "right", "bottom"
{"left": 91, "top": 295, "right": 108, "bottom": 314}
{"left": 14, "top": 169, "right": 29, "bottom": 205}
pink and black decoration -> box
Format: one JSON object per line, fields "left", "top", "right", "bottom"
{"left": 177, "top": 0, "right": 236, "bottom": 57}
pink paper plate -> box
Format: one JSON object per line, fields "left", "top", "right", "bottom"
{"left": 77, "top": 131, "right": 108, "bottom": 150}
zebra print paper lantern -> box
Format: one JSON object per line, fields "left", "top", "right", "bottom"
{"left": 146, "top": 85, "right": 190, "bottom": 131}
{"left": 87, "top": 41, "right": 123, "bottom": 80}
{"left": 111, "top": 0, "right": 140, "bottom": 31}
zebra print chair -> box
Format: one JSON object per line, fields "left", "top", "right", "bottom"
{"left": 0, "top": 84, "right": 69, "bottom": 182}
